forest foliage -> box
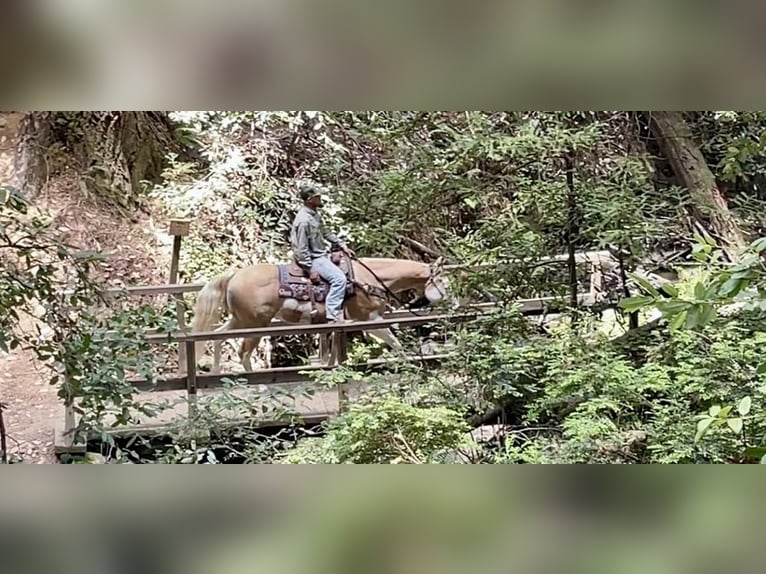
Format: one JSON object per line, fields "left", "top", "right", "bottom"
{"left": 5, "top": 110, "right": 766, "bottom": 463}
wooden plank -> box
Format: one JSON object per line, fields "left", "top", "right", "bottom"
{"left": 441, "top": 250, "right": 613, "bottom": 271}
{"left": 98, "top": 250, "right": 615, "bottom": 298}
{"left": 107, "top": 302, "right": 498, "bottom": 336}
{"left": 143, "top": 295, "right": 596, "bottom": 345}
{"left": 91, "top": 412, "right": 335, "bottom": 441}
{"left": 128, "top": 353, "right": 453, "bottom": 392}
{"left": 54, "top": 423, "right": 87, "bottom": 455}
{"left": 103, "top": 296, "right": 595, "bottom": 338}
{"left": 145, "top": 311, "right": 481, "bottom": 344}
{"left": 105, "top": 283, "right": 206, "bottom": 297}
{"left": 88, "top": 375, "right": 407, "bottom": 442}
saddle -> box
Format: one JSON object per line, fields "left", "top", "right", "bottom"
{"left": 277, "top": 251, "right": 356, "bottom": 303}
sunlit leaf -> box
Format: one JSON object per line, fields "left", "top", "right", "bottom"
{"left": 695, "top": 417, "right": 715, "bottom": 442}
{"left": 660, "top": 282, "right": 679, "bottom": 297}
{"left": 726, "top": 417, "right": 743, "bottom": 434}
{"left": 619, "top": 295, "right": 655, "bottom": 313}
{"left": 630, "top": 273, "right": 660, "bottom": 297}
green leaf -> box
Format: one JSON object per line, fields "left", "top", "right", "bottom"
{"left": 719, "top": 277, "right": 744, "bottom": 298}
{"left": 660, "top": 282, "right": 679, "bottom": 297}
{"left": 695, "top": 417, "right": 714, "bottom": 442}
{"left": 743, "top": 446, "right": 766, "bottom": 459}
{"left": 656, "top": 300, "right": 690, "bottom": 315}
{"left": 750, "top": 237, "right": 766, "bottom": 253}
{"left": 685, "top": 305, "right": 701, "bottom": 329}
{"left": 756, "top": 362, "right": 766, "bottom": 375}
{"left": 630, "top": 273, "right": 660, "bottom": 297}
{"left": 693, "top": 281, "right": 709, "bottom": 300}
{"left": 727, "top": 417, "right": 743, "bottom": 434}
{"left": 709, "top": 405, "right": 721, "bottom": 417}
{"left": 697, "top": 303, "right": 716, "bottom": 327}
{"left": 670, "top": 310, "right": 688, "bottom": 330}
{"left": 619, "top": 295, "right": 655, "bottom": 313}
{"left": 738, "top": 396, "right": 752, "bottom": 416}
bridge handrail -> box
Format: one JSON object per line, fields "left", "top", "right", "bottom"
{"left": 142, "top": 295, "right": 597, "bottom": 344}
{"left": 98, "top": 250, "right": 614, "bottom": 298}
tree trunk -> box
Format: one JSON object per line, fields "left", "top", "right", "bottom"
{"left": 61, "top": 112, "right": 180, "bottom": 211}
{"left": 12, "top": 112, "right": 182, "bottom": 214}
{"left": 1, "top": 112, "right": 55, "bottom": 200}
{"left": 564, "top": 151, "right": 579, "bottom": 310}
{"left": 648, "top": 111, "right": 746, "bottom": 261}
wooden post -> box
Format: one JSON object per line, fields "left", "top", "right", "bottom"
{"left": 588, "top": 253, "right": 604, "bottom": 302}
{"left": 185, "top": 339, "right": 198, "bottom": 419}
{"left": 168, "top": 218, "right": 191, "bottom": 374}
{"left": 334, "top": 328, "right": 349, "bottom": 412}
{"left": 64, "top": 403, "right": 76, "bottom": 433}
{"left": 54, "top": 382, "right": 86, "bottom": 455}
{"left": 335, "top": 330, "right": 348, "bottom": 364}
{"left": 316, "top": 334, "right": 329, "bottom": 366}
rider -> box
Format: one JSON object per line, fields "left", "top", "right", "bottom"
{"left": 290, "top": 182, "right": 356, "bottom": 323}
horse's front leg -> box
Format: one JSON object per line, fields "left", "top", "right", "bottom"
{"left": 364, "top": 309, "right": 403, "bottom": 352}
{"left": 365, "top": 327, "right": 403, "bottom": 350}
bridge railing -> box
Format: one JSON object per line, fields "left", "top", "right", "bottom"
{"left": 56, "top": 247, "right": 615, "bottom": 453}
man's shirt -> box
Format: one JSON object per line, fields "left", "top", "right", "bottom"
{"left": 290, "top": 206, "right": 344, "bottom": 270}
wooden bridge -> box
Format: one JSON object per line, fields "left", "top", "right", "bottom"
{"left": 54, "top": 224, "right": 622, "bottom": 455}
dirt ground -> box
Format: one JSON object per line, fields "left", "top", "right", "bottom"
{"left": 0, "top": 111, "right": 171, "bottom": 463}
{"left": 0, "top": 349, "right": 59, "bottom": 463}
{"left": 0, "top": 112, "right": 59, "bottom": 463}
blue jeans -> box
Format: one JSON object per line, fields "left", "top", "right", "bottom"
{"left": 311, "top": 255, "right": 347, "bottom": 319}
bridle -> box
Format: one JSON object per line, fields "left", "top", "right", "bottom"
{"left": 352, "top": 256, "right": 447, "bottom": 317}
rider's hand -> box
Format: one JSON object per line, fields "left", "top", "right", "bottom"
{"left": 309, "top": 271, "right": 321, "bottom": 283}
{"left": 343, "top": 246, "right": 356, "bottom": 259}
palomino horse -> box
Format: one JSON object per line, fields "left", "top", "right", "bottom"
{"left": 190, "top": 256, "right": 450, "bottom": 372}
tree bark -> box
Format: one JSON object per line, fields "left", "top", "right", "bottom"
{"left": 564, "top": 151, "right": 579, "bottom": 310}
{"left": 13, "top": 112, "right": 182, "bottom": 213}
{"left": 648, "top": 111, "right": 746, "bottom": 261}
{"left": 0, "top": 401, "right": 7, "bottom": 464}
{"left": 4, "top": 112, "right": 56, "bottom": 200}
{"left": 61, "top": 112, "right": 180, "bottom": 210}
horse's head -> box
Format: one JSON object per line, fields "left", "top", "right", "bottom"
{"left": 423, "top": 256, "right": 453, "bottom": 305}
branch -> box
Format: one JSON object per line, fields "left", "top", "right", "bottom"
{"left": 392, "top": 428, "right": 425, "bottom": 464}
{"left": 398, "top": 236, "right": 442, "bottom": 259}
{"left": 0, "top": 402, "right": 7, "bottom": 464}
{"left": 468, "top": 401, "right": 510, "bottom": 427}
{"left": 608, "top": 317, "right": 665, "bottom": 346}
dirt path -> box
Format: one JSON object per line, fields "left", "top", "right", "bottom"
{"left": 1, "top": 112, "right": 61, "bottom": 463}
{"left": 0, "top": 350, "right": 59, "bottom": 463}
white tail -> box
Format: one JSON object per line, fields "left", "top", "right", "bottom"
{"left": 191, "top": 270, "right": 235, "bottom": 360}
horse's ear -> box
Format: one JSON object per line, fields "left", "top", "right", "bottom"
{"left": 433, "top": 256, "right": 444, "bottom": 269}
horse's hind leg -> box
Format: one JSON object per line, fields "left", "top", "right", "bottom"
{"left": 239, "top": 336, "right": 261, "bottom": 372}
{"left": 258, "top": 337, "right": 273, "bottom": 369}
{"left": 212, "top": 317, "right": 237, "bottom": 374}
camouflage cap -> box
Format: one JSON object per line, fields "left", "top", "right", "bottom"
{"left": 299, "top": 182, "right": 324, "bottom": 201}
